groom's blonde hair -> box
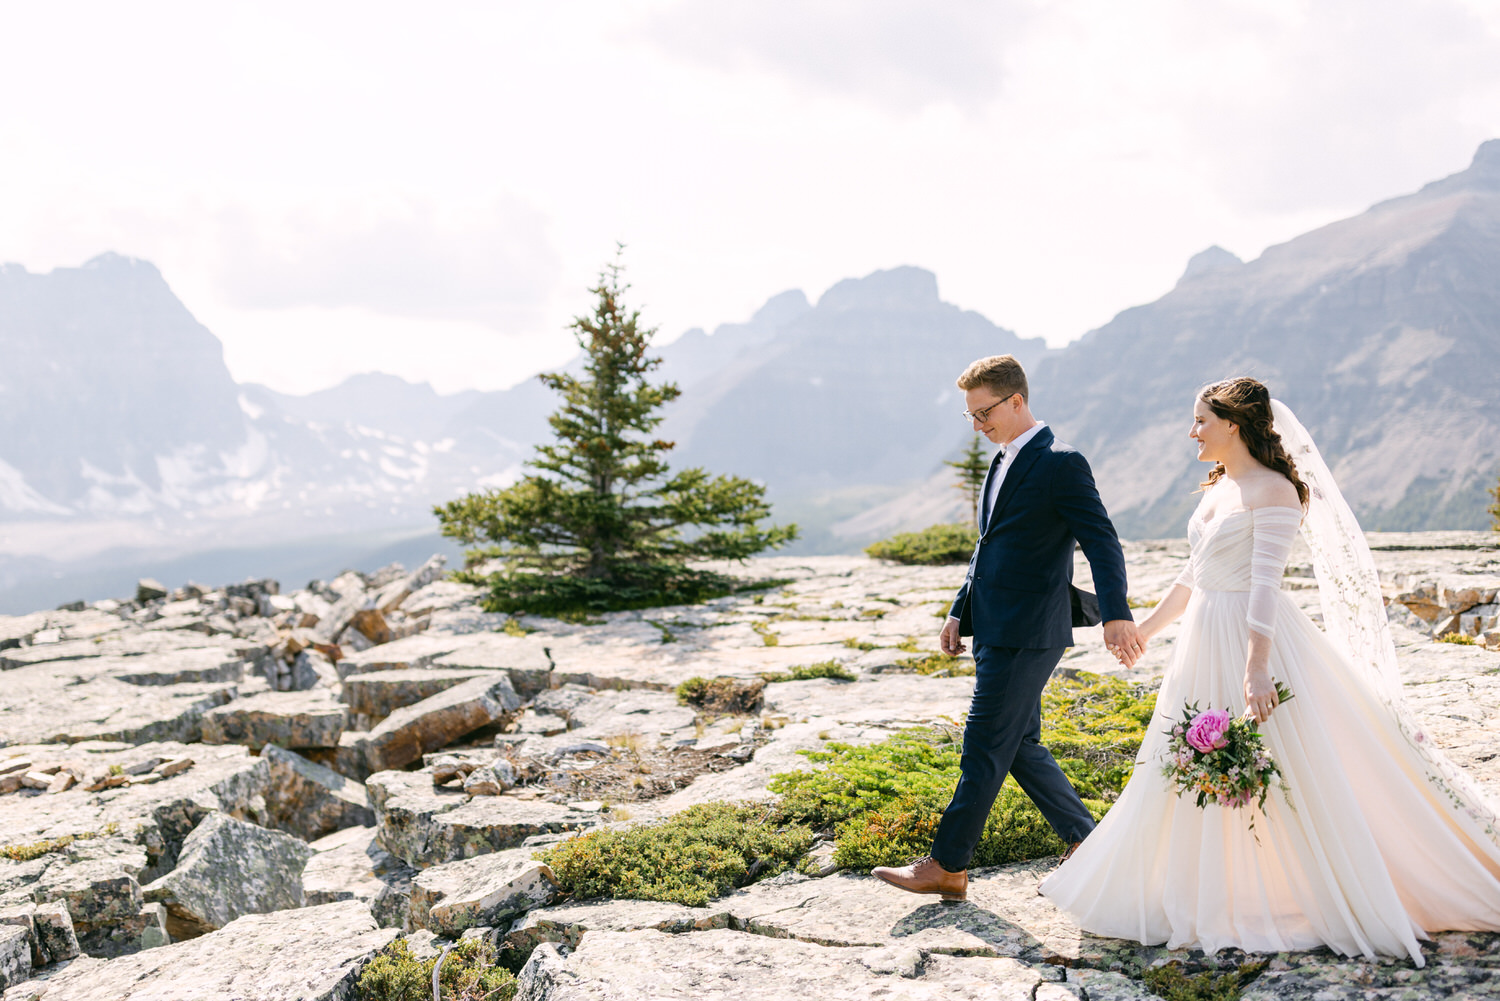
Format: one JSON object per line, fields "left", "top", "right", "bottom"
{"left": 957, "top": 354, "right": 1028, "bottom": 402}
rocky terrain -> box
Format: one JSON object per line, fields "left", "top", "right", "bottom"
{"left": 1, "top": 531, "right": 1498, "bottom": 1000}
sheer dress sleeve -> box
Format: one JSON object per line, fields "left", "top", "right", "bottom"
{"left": 1247, "top": 507, "right": 1302, "bottom": 640}
{"left": 1173, "top": 559, "right": 1194, "bottom": 591}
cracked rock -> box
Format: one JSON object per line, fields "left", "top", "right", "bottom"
{"left": 141, "top": 813, "right": 310, "bottom": 937}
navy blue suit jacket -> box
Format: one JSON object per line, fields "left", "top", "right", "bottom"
{"left": 949, "top": 425, "right": 1131, "bottom": 649}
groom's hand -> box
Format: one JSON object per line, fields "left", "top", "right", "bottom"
{"left": 940, "top": 616, "right": 967, "bottom": 656}
{"left": 1103, "top": 619, "right": 1144, "bottom": 667}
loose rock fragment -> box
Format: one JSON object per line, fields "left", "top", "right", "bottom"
{"left": 141, "top": 813, "right": 311, "bottom": 937}
{"left": 409, "top": 848, "right": 560, "bottom": 936}
{"left": 200, "top": 690, "right": 346, "bottom": 750}
{"left": 0, "top": 899, "right": 397, "bottom": 1001}
{"left": 0, "top": 923, "right": 30, "bottom": 993}
{"left": 360, "top": 674, "right": 521, "bottom": 774}
{"left": 259, "top": 744, "right": 374, "bottom": 840}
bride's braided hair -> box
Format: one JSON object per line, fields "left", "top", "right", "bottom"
{"left": 1198, "top": 377, "right": 1310, "bottom": 508}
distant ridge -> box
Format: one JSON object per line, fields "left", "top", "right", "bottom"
{"left": 1, "top": 141, "right": 1497, "bottom": 603}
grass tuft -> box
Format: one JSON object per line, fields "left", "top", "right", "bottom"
{"left": 758, "top": 661, "right": 856, "bottom": 683}
{"left": 1, "top": 822, "right": 120, "bottom": 862}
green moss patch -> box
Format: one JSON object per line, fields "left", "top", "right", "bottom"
{"left": 770, "top": 672, "right": 1154, "bottom": 870}
{"left": 1, "top": 822, "right": 120, "bottom": 862}
{"left": 758, "top": 661, "right": 856, "bottom": 683}
{"left": 536, "top": 802, "right": 813, "bottom": 906}
{"left": 355, "top": 938, "right": 517, "bottom": 1001}
{"left": 540, "top": 672, "right": 1155, "bottom": 905}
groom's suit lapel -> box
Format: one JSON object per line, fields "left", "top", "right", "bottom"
{"left": 983, "top": 426, "right": 1052, "bottom": 538}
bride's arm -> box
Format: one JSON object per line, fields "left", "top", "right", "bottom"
{"left": 1245, "top": 504, "right": 1302, "bottom": 721}
{"left": 1137, "top": 584, "right": 1190, "bottom": 642}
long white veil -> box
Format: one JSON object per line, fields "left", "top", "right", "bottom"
{"left": 1272, "top": 399, "right": 1500, "bottom": 844}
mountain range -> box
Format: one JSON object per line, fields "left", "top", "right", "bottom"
{"left": 2, "top": 141, "right": 1497, "bottom": 609}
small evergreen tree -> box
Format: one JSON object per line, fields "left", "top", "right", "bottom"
{"left": 435, "top": 252, "right": 797, "bottom": 616}
{"left": 945, "top": 434, "right": 990, "bottom": 528}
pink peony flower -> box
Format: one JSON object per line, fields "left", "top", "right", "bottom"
{"left": 1185, "top": 709, "right": 1232, "bottom": 753}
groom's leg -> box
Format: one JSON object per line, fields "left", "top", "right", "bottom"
{"left": 930, "top": 644, "right": 1065, "bottom": 872}
{"left": 1008, "top": 692, "right": 1096, "bottom": 844}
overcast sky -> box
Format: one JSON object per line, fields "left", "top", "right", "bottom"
{"left": 2, "top": 1, "right": 1498, "bottom": 394}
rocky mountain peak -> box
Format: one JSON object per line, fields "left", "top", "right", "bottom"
{"left": 1176, "top": 245, "right": 1243, "bottom": 285}
{"left": 750, "top": 288, "right": 812, "bottom": 327}
{"left": 815, "top": 266, "right": 940, "bottom": 313}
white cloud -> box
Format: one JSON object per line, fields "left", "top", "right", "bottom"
{"left": 212, "top": 194, "right": 561, "bottom": 328}
{"left": 0, "top": 0, "right": 1497, "bottom": 392}
{"left": 638, "top": 0, "right": 1033, "bottom": 115}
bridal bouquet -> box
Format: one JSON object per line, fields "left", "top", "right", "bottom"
{"left": 1161, "top": 683, "right": 1294, "bottom": 814}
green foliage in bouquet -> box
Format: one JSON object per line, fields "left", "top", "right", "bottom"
{"left": 535, "top": 802, "right": 813, "bottom": 906}
{"left": 435, "top": 252, "right": 796, "bottom": 618}
{"left": 1162, "top": 683, "right": 1295, "bottom": 816}
{"left": 865, "top": 523, "right": 976, "bottom": 565}
{"left": 355, "top": 938, "right": 517, "bottom": 1001}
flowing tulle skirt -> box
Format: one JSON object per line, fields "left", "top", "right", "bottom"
{"left": 1040, "top": 588, "right": 1500, "bottom": 965}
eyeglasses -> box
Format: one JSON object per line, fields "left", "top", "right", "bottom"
{"left": 962, "top": 394, "right": 1015, "bottom": 423}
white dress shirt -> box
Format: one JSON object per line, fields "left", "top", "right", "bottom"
{"left": 982, "top": 420, "right": 1046, "bottom": 529}
{"left": 949, "top": 420, "right": 1046, "bottom": 627}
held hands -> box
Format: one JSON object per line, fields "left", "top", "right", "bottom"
{"left": 1103, "top": 620, "right": 1144, "bottom": 668}
{"left": 939, "top": 617, "right": 967, "bottom": 656}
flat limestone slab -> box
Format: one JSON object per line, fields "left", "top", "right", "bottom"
{"left": 516, "top": 928, "right": 1046, "bottom": 1001}
{"left": 301, "top": 827, "right": 412, "bottom": 909}
{"left": 430, "top": 634, "right": 554, "bottom": 697}
{"left": 341, "top": 667, "right": 497, "bottom": 721}
{"left": 359, "top": 674, "right": 521, "bottom": 774}
{"left": 0, "top": 661, "right": 237, "bottom": 747}
{"left": 0, "top": 899, "right": 397, "bottom": 1001}
{"left": 367, "top": 771, "right": 597, "bottom": 868}
{"left": 409, "top": 847, "right": 559, "bottom": 936}
{"left": 335, "top": 632, "right": 473, "bottom": 680}
{"left": 0, "top": 743, "right": 269, "bottom": 850}
{"left": 200, "top": 690, "right": 346, "bottom": 750}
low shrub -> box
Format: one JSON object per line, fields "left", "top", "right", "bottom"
{"left": 865, "top": 523, "right": 976, "bottom": 565}
{"left": 768, "top": 672, "right": 1154, "bottom": 870}
{"left": 355, "top": 938, "right": 517, "bottom": 1001}
{"left": 1436, "top": 632, "right": 1478, "bottom": 645}
{"left": 675, "top": 676, "right": 766, "bottom": 714}
{"left": 759, "top": 661, "right": 856, "bottom": 683}
{"left": 1142, "top": 960, "right": 1268, "bottom": 1001}
{"left": 537, "top": 672, "right": 1155, "bottom": 905}
{"left": 536, "top": 802, "right": 813, "bottom": 906}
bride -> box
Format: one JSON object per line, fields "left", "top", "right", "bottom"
{"left": 1039, "top": 377, "right": 1500, "bottom": 966}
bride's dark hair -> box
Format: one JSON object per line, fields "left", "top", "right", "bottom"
{"left": 1198, "top": 377, "right": 1310, "bottom": 509}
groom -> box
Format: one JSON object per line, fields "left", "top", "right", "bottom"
{"left": 873, "top": 354, "right": 1140, "bottom": 902}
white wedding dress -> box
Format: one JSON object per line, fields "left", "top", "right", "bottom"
{"left": 1040, "top": 427, "right": 1500, "bottom": 965}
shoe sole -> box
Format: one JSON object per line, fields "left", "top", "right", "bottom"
{"left": 872, "top": 869, "right": 967, "bottom": 902}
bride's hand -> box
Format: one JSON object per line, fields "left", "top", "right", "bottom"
{"left": 1243, "top": 669, "right": 1280, "bottom": 723}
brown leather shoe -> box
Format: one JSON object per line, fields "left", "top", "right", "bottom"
{"left": 871, "top": 855, "right": 967, "bottom": 902}
{"left": 1060, "top": 840, "right": 1082, "bottom": 862}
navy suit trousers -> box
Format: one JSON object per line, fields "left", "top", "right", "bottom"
{"left": 930, "top": 644, "right": 1096, "bottom": 872}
